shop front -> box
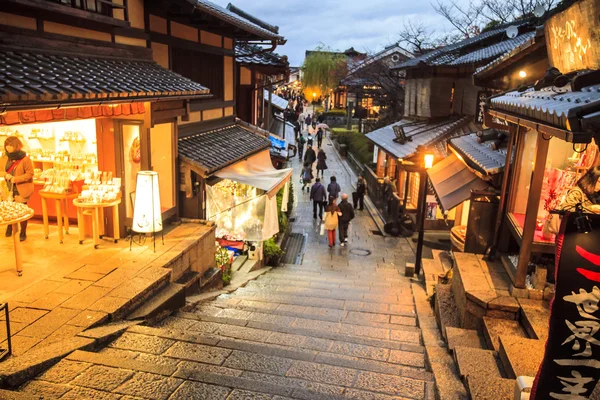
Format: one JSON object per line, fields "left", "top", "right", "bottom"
{"left": 179, "top": 119, "right": 291, "bottom": 261}
{"left": 365, "top": 116, "right": 479, "bottom": 229}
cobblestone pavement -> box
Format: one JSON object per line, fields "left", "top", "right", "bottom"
{"left": 13, "top": 128, "right": 431, "bottom": 399}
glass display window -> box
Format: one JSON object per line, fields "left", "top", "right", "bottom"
{"left": 509, "top": 129, "right": 595, "bottom": 244}
{"left": 150, "top": 123, "right": 175, "bottom": 211}
{"left": 121, "top": 123, "right": 141, "bottom": 219}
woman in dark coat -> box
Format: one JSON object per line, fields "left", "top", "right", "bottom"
{"left": 316, "top": 149, "right": 328, "bottom": 179}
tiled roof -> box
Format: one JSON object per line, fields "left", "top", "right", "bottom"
{"left": 392, "top": 19, "right": 533, "bottom": 70}
{"left": 235, "top": 44, "right": 287, "bottom": 68}
{"left": 347, "top": 44, "right": 413, "bottom": 75}
{"left": 178, "top": 122, "right": 271, "bottom": 174}
{"left": 474, "top": 33, "right": 538, "bottom": 77}
{"left": 447, "top": 32, "right": 535, "bottom": 66}
{"left": 0, "top": 50, "right": 210, "bottom": 107}
{"left": 488, "top": 83, "right": 600, "bottom": 132}
{"left": 449, "top": 133, "right": 507, "bottom": 175}
{"left": 365, "top": 116, "right": 475, "bottom": 160}
{"left": 197, "top": 0, "right": 284, "bottom": 42}
{"left": 263, "top": 89, "right": 288, "bottom": 110}
{"left": 226, "top": 3, "right": 279, "bottom": 34}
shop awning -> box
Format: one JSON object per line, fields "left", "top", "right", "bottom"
{"left": 427, "top": 153, "right": 491, "bottom": 212}
{"left": 264, "top": 90, "right": 289, "bottom": 111}
{"left": 448, "top": 133, "right": 507, "bottom": 177}
{"left": 214, "top": 149, "right": 292, "bottom": 196}
{"left": 178, "top": 121, "right": 272, "bottom": 176}
{"left": 0, "top": 50, "right": 212, "bottom": 109}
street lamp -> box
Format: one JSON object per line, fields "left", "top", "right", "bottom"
{"left": 414, "top": 152, "right": 433, "bottom": 277}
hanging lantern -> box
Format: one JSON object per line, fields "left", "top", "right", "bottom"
{"left": 132, "top": 171, "right": 163, "bottom": 233}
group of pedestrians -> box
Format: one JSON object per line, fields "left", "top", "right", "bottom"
{"left": 308, "top": 176, "right": 353, "bottom": 248}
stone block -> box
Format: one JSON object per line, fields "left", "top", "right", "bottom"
{"left": 510, "top": 286, "right": 529, "bottom": 299}
{"left": 529, "top": 289, "right": 543, "bottom": 300}
{"left": 405, "top": 263, "right": 415, "bottom": 278}
{"left": 486, "top": 309, "right": 517, "bottom": 320}
{"left": 543, "top": 285, "right": 555, "bottom": 301}
{"left": 465, "top": 299, "right": 486, "bottom": 319}
{"left": 532, "top": 266, "right": 547, "bottom": 290}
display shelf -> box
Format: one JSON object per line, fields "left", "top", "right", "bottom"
{"left": 506, "top": 213, "right": 555, "bottom": 254}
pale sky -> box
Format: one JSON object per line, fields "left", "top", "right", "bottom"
{"left": 216, "top": 0, "right": 462, "bottom": 66}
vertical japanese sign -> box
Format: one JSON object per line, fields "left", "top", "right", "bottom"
{"left": 532, "top": 212, "right": 600, "bottom": 399}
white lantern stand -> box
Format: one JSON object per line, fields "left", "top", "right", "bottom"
{"left": 130, "top": 171, "right": 164, "bottom": 252}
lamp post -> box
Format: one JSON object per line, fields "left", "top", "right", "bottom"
{"left": 414, "top": 152, "right": 433, "bottom": 276}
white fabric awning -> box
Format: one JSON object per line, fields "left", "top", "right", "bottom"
{"left": 214, "top": 149, "right": 292, "bottom": 197}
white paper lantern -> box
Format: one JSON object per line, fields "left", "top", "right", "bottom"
{"left": 132, "top": 171, "right": 163, "bottom": 233}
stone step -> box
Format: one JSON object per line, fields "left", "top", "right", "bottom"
{"left": 233, "top": 282, "right": 411, "bottom": 304}
{"left": 466, "top": 375, "right": 514, "bottom": 400}
{"left": 206, "top": 298, "right": 417, "bottom": 328}
{"left": 426, "top": 347, "right": 468, "bottom": 400}
{"left": 498, "top": 335, "right": 545, "bottom": 379}
{"left": 434, "top": 284, "right": 460, "bottom": 341}
{"left": 255, "top": 274, "right": 410, "bottom": 291}
{"left": 215, "top": 292, "right": 416, "bottom": 317}
{"left": 446, "top": 327, "right": 485, "bottom": 351}
{"left": 482, "top": 317, "right": 528, "bottom": 352}
{"left": 0, "top": 389, "right": 37, "bottom": 399}
{"left": 453, "top": 346, "right": 502, "bottom": 380}
{"left": 58, "top": 349, "right": 350, "bottom": 399}
{"left": 518, "top": 298, "right": 550, "bottom": 341}
{"left": 182, "top": 306, "right": 422, "bottom": 345}
{"left": 127, "top": 283, "right": 186, "bottom": 321}
{"left": 232, "top": 279, "right": 410, "bottom": 300}
{"left": 199, "top": 267, "right": 223, "bottom": 293}
{"left": 231, "top": 255, "right": 248, "bottom": 273}
{"left": 110, "top": 324, "right": 429, "bottom": 376}
{"left": 239, "top": 259, "right": 259, "bottom": 274}
{"left": 174, "top": 271, "right": 201, "bottom": 296}
{"left": 33, "top": 346, "right": 433, "bottom": 400}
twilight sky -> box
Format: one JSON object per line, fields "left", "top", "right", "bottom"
{"left": 217, "top": 0, "right": 460, "bottom": 66}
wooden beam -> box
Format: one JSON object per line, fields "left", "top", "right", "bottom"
{"left": 149, "top": 31, "right": 233, "bottom": 56}
{"left": 515, "top": 130, "right": 550, "bottom": 288}
{"left": 188, "top": 99, "right": 234, "bottom": 112}
{"left": 0, "top": 25, "right": 152, "bottom": 60}
{"left": 1, "top": 0, "right": 130, "bottom": 28}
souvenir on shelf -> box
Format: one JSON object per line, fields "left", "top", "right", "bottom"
{"left": 39, "top": 167, "right": 84, "bottom": 194}
{"left": 78, "top": 171, "right": 121, "bottom": 204}
{"left": 0, "top": 201, "right": 33, "bottom": 223}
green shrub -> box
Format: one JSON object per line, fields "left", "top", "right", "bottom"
{"left": 330, "top": 128, "right": 373, "bottom": 165}
{"left": 264, "top": 238, "right": 284, "bottom": 266}
{"left": 322, "top": 109, "right": 346, "bottom": 117}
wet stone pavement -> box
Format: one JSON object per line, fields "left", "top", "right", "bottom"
{"left": 12, "top": 133, "right": 432, "bottom": 399}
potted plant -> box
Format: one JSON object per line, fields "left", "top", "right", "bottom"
{"left": 263, "top": 238, "right": 284, "bottom": 267}
{"left": 215, "top": 245, "right": 232, "bottom": 285}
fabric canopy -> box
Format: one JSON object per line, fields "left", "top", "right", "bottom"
{"left": 427, "top": 153, "right": 490, "bottom": 212}
{"left": 214, "top": 149, "right": 292, "bottom": 196}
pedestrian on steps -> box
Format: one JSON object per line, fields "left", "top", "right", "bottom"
{"left": 338, "top": 193, "right": 355, "bottom": 246}
{"left": 354, "top": 175, "right": 367, "bottom": 210}
{"left": 316, "top": 148, "right": 328, "bottom": 179}
{"left": 327, "top": 176, "right": 341, "bottom": 202}
{"left": 298, "top": 133, "right": 306, "bottom": 161}
{"left": 301, "top": 162, "right": 313, "bottom": 192}
{"left": 316, "top": 128, "right": 323, "bottom": 148}
{"left": 323, "top": 199, "right": 342, "bottom": 248}
{"left": 304, "top": 144, "right": 316, "bottom": 168}
{"left": 305, "top": 113, "right": 312, "bottom": 127}
{"left": 310, "top": 177, "right": 327, "bottom": 220}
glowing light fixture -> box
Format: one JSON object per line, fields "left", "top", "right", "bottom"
{"left": 519, "top": 70, "right": 527, "bottom": 78}
{"left": 424, "top": 154, "right": 434, "bottom": 169}
{"left": 132, "top": 171, "right": 163, "bottom": 234}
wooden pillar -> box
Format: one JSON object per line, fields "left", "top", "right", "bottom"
{"left": 515, "top": 130, "right": 550, "bottom": 288}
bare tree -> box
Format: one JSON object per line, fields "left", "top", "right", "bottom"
{"left": 432, "top": 0, "right": 483, "bottom": 37}
{"left": 398, "top": 21, "right": 435, "bottom": 55}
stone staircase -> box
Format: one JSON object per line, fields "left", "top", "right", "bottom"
{"left": 9, "top": 263, "right": 437, "bottom": 399}
{"left": 429, "top": 250, "right": 553, "bottom": 400}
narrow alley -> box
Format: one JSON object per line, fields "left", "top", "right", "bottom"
{"left": 12, "top": 134, "right": 434, "bottom": 399}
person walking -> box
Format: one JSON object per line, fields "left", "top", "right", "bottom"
{"left": 327, "top": 176, "right": 341, "bottom": 202}
{"left": 298, "top": 133, "right": 306, "bottom": 161}
{"left": 305, "top": 113, "right": 312, "bottom": 127}
{"left": 298, "top": 112, "right": 306, "bottom": 131}
{"left": 316, "top": 128, "right": 323, "bottom": 148}
{"left": 383, "top": 176, "right": 395, "bottom": 216}
{"left": 316, "top": 148, "right": 328, "bottom": 179}
{"left": 323, "top": 199, "right": 341, "bottom": 248}
{"left": 306, "top": 133, "right": 314, "bottom": 147}
{"left": 338, "top": 193, "right": 355, "bottom": 246}
{"left": 0, "top": 136, "right": 34, "bottom": 241}
{"left": 301, "top": 162, "right": 313, "bottom": 192}
{"left": 355, "top": 175, "right": 367, "bottom": 210}
{"left": 304, "top": 144, "right": 316, "bottom": 168}
{"left": 310, "top": 177, "right": 327, "bottom": 220}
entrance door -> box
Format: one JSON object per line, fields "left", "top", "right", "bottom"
{"left": 115, "top": 121, "right": 143, "bottom": 234}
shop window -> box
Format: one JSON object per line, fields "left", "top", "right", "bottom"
{"left": 407, "top": 172, "right": 420, "bottom": 208}
{"left": 150, "top": 123, "right": 175, "bottom": 211}
{"left": 509, "top": 129, "right": 594, "bottom": 243}
{"left": 122, "top": 123, "right": 141, "bottom": 219}
{"left": 172, "top": 48, "right": 224, "bottom": 100}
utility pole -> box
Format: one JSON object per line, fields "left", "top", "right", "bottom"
{"left": 267, "top": 78, "right": 273, "bottom": 132}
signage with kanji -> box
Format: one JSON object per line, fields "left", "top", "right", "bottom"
{"left": 531, "top": 212, "right": 600, "bottom": 399}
